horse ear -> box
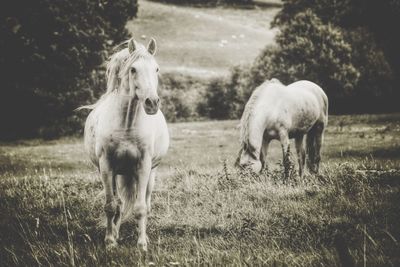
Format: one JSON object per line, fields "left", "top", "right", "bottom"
{"left": 147, "top": 38, "right": 157, "bottom": 55}
{"left": 128, "top": 38, "right": 136, "bottom": 54}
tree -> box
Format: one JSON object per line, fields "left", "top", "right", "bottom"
{"left": 273, "top": 0, "right": 399, "bottom": 107}
{"left": 271, "top": 10, "right": 359, "bottom": 98}
{"left": 0, "top": 0, "right": 138, "bottom": 139}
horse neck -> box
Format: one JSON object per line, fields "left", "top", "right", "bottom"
{"left": 113, "top": 93, "right": 140, "bottom": 132}
{"left": 123, "top": 97, "right": 140, "bottom": 130}
{"left": 240, "top": 97, "right": 264, "bottom": 159}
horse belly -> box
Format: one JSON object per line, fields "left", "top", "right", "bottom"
{"left": 149, "top": 112, "right": 170, "bottom": 161}
{"left": 84, "top": 111, "right": 100, "bottom": 168}
{"left": 289, "top": 103, "right": 320, "bottom": 137}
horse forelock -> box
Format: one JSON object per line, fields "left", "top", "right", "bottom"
{"left": 106, "top": 43, "right": 152, "bottom": 94}
{"left": 77, "top": 43, "right": 153, "bottom": 111}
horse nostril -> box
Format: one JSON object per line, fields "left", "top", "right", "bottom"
{"left": 145, "top": 98, "right": 152, "bottom": 107}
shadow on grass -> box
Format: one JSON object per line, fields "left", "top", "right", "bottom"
{"left": 147, "top": 0, "right": 282, "bottom": 9}
{"left": 329, "top": 145, "right": 400, "bottom": 159}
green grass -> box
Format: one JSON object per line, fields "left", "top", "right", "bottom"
{"left": 1, "top": 114, "right": 400, "bottom": 266}
{"left": 127, "top": 0, "right": 279, "bottom": 76}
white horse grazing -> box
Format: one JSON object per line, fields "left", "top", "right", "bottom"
{"left": 237, "top": 79, "right": 328, "bottom": 178}
{"left": 81, "top": 38, "right": 169, "bottom": 250}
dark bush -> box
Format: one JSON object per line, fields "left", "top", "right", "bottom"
{"left": 149, "top": 0, "right": 253, "bottom": 6}
{"left": 272, "top": 0, "right": 399, "bottom": 112}
{"left": 202, "top": 1, "right": 400, "bottom": 118}
{"left": 159, "top": 73, "right": 205, "bottom": 122}
{"left": 263, "top": 10, "right": 359, "bottom": 98}
{"left": 198, "top": 77, "right": 231, "bottom": 119}
{"left": 0, "top": 0, "right": 138, "bottom": 139}
{"left": 198, "top": 66, "right": 250, "bottom": 119}
{"left": 200, "top": 11, "right": 361, "bottom": 119}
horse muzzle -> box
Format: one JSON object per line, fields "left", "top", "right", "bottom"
{"left": 144, "top": 97, "right": 160, "bottom": 115}
{"left": 238, "top": 160, "right": 262, "bottom": 173}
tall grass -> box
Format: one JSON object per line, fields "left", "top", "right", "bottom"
{"left": 0, "top": 114, "right": 399, "bottom": 266}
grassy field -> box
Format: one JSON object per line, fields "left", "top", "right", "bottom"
{"left": 0, "top": 114, "right": 399, "bottom": 266}
{"left": 127, "top": 0, "right": 279, "bottom": 76}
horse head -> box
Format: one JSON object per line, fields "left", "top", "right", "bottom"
{"left": 114, "top": 38, "right": 160, "bottom": 115}
{"left": 236, "top": 144, "right": 262, "bottom": 173}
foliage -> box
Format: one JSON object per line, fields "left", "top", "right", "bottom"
{"left": 264, "top": 10, "right": 359, "bottom": 98}
{"left": 202, "top": 0, "right": 400, "bottom": 118}
{"left": 273, "top": 0, "right": 399, "bottom": 106}
{"left": 0, "top": 0, "right": 138, "bottom": 139}
{"left": 149, "top": 0, "right": 254, "bottom": 6}
{"left": 346, "top": 28, "right": 394, "bottom": 98}
{"left": 198, "top": 66, "right": 250, "bottom": 119}
{"left": 198, "top": 77, "right": 232, "bottom": 119}
{"left": 201, "top": 11, "right": 362, "bottom": 119}
{"left": 159, "top": 73, "right": 204, "bottom": 122}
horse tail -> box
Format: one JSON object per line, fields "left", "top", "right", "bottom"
{"left": 74, "top": 91, "right": 112, "bottom": 112}
{"left": 97, "top": 175, "right": 137, "bottom": 228}
{"left": 116, "top": 175, "right": 137, "bottom": 223}
{"left": 74, "top": 104, "right": 97, "bottom": 111}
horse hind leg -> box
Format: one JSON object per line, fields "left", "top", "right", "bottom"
{"left": 295, "top": 135, "right": 306, "bottom": 178}
{"left": 306, "top": 123, "right": 324, "bottom": 174}
{"left": 313, "top": 123, "right": 325, "bottom": 174}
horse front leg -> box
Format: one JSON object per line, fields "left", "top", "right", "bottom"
{"left": 260, "top": 139, "right": 270, "bottom": 171}
{"left": 279, "top": 130, "right": 291, "bottom": 179}
{"left": 146, "top": 168, "right": 157, "bottom": 215}
{"left": 134, "top": 154, "right": 152, "bottom": 251}
{"left": 113, "top": 175, "right": 127, "bottom": 241}
{"left": 99, "top": 155, "right": 118, "bottom": 248}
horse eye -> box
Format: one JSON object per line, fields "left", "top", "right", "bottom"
{"left": 131, "top": 67, "right": 136, "bottom": 74}
{"left": 156, "top": 67, "right": 160, "bottom": 72}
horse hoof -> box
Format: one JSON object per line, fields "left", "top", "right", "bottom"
{"left": 105, "top": 237, "right": 117, "bottom": 249}
{"left": 112, "top": 229, "right": 120, "bottom": 241}
{"left": 137, "top": 240, "right": 148, "bottom": 252}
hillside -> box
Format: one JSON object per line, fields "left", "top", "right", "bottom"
{"left": 127, "top": 0, "right": 280, "bottom": 76}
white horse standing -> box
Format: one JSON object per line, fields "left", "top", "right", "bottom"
{"left": 81, "top": 38, "right": 169, "bottom": 250}
{"left": 237, "top": 79, "right": 328, "bottom": 178}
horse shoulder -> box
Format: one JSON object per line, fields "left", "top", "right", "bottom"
{"left": 153, "top": 111, "right": 170, "bottom": 157}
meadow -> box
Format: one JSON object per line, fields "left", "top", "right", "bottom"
{"left": 0, "top": 114, "right": 399, "bottom": 266}
{"left": 127, "top": 0, "right": 279, "bottom": 76}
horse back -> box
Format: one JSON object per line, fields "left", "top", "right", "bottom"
{"left": 287, "top": 80, "right": 328, "bottom": 124}
{"left": 259, "top": 80, "right": 328, "bottom": 137}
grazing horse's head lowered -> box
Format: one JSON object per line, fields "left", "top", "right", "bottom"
{"left": 108, "top": 38, "right": 160, "bottom": 115}
{"left": 236, "top": 145, "right": 263, "bottom": 173}
{"left": 236, "top": 79, "right": 328, "bottom": 178}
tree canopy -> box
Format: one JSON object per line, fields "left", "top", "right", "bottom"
{"left": 0, "top": 0, "right": 138, "bottom": 139}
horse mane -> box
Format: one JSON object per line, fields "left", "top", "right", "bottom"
{"left": 239, "top": 78, "right": 283, "bottom": 154}
{"left": 76, "top": 40, "right": 150, "bottom": 111}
